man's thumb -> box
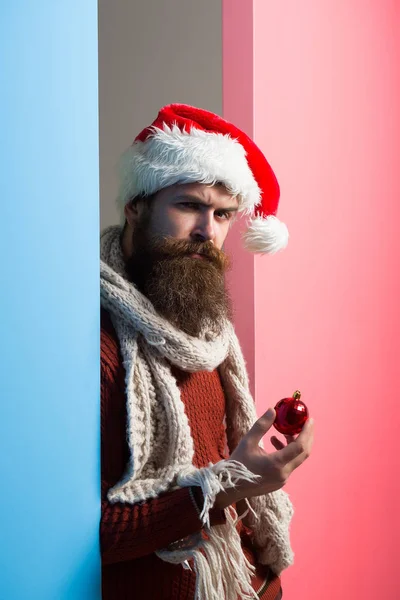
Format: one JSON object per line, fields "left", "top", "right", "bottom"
{"left": 247, "top": 408, "right": 276, "bottom": 446}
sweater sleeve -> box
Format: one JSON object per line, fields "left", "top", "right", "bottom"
{"left": 100, "top": 484, "right": 222, "bottom": 565}
{"left": 101, "top": 349, "right": 226, "bottom": 566}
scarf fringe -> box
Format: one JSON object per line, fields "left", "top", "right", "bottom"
{"left": 156, "top": 461, "right": 260, "bottom": 600}
{"left": 157, "top": 512, "right": 258, "bottom": 600}
{"left": 176, "top": 460, "right": 260, "bottom": 526}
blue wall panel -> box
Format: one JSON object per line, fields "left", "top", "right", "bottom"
{"left": 0, "top": 2, "right": 100, "bottom": 598}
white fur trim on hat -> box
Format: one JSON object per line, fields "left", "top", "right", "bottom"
{"left": 116, "top": 124, "right": 261, "bottom": 216}
{"left": 243, "top": 215, "right": 289, "bottom": 254}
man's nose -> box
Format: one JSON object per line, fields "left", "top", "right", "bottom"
{"left": 190, "top": 213, "right": 215, "bottom": 243}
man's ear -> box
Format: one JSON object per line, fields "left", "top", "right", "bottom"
{"left": 124, "top": 198, "right": 145, "bottom": 228}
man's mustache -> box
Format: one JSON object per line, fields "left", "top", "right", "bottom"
{"left": 148, "top": 236, "right": 226, "bottom": 263}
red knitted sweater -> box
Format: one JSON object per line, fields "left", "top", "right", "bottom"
{"left": 101, "top": 309, "right": 282, "bottom": 599}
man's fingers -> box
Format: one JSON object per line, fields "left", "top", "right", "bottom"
{"left": 286, "top": 451, "right": 310, "bottom": 471}
{"left": 270, "top": 436, "right": 285, "bottom": 451}
{"left": 246, "top": 408, "right": 276, "bottom": 447}
{"left": 275, "top": 418, "right": 314, "bottom": 465}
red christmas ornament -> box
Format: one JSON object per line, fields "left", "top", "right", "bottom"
{"left": 273, "top": 390, "right": 309, "bottom": 435}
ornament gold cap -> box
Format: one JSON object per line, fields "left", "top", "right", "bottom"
{"left": 293, "top": 390, "right": 301, "bottom": 400}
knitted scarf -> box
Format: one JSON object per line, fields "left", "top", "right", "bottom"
{"left": 100, "top": 226, "right": 294, "bottom": 600}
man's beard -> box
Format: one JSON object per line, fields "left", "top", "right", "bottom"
{"left": 125, "top": 220, "right": 232, "bottom": 337}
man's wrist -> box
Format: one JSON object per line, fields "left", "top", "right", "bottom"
{"left": 189, "top": 486, "right": 203, "bottom": 516}
{"left": 190, "top": 486, "right": 227, "bottom": 526}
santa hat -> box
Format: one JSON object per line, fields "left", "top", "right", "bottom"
{"left": 117, "top": 104, "right": 289, "bottom": 254}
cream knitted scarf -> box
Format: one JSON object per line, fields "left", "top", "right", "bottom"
{"left": 100, "top": 226, "right": 294, "bottom": 599}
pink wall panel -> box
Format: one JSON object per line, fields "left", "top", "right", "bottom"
{"left": 224, "top": 0, "right": 400, "bottom": 598}
{"left": 253, "top": 2, "right": 400, "bottom": 598}
{"left": 223, "top": 0, "right": 256, "bottom": 394}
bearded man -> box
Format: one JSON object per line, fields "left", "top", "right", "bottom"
{"left": 100, "top": 104, "right": 314, "bottom": 600}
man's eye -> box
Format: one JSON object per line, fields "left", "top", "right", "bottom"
{"left": 215, "top": 211, "right": 231, "bottom": 220}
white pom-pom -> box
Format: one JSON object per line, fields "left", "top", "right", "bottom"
{"left": 243, "top": 215, "right": 289, "bottom": 254}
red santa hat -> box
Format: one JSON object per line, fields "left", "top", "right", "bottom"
{"left": 117, "top": 104, "right": 289, "bottom": 254}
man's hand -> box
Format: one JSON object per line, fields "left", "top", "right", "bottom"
{"left": 215, "top": 408, "right": 314, "bottom": 510}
